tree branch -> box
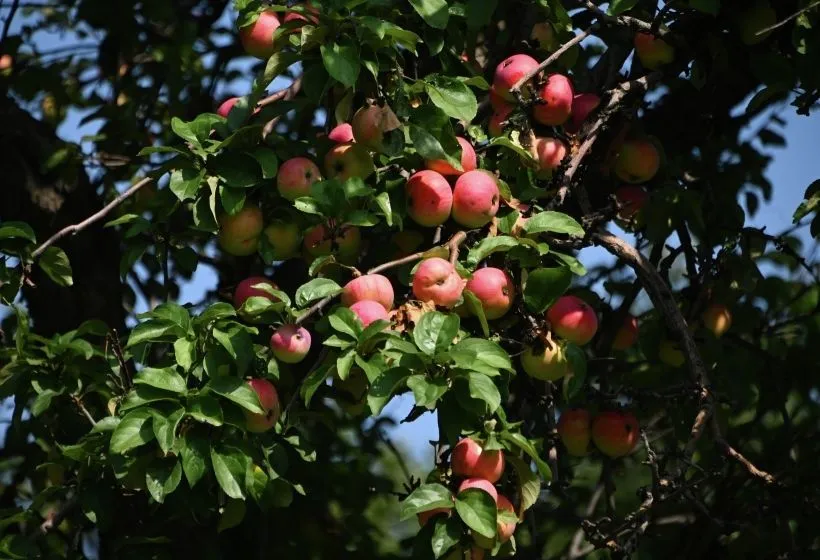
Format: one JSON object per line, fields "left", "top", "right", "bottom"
{"left": 509, "top": 27, "right": 596, "bottom": 95}
{"left": 1, "top": 0, "right": 20, "bottom": 43}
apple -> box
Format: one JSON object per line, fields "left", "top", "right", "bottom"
{"left": 328, "top": 122, "right": 354, "bottom": 143}
{"left": 457, "top": 478, "right": 498, "bottom": 504}
{"left": 556, "top": 408, "right": 591, "bottom": 457}
{"left": 406, "top": 170, "right": 453, "bottom": 228}
{"left": 418, "top": 507, "right": 451, "bottom": 526}
{"left": 634, "top": 32, "right": 675, "bottom": 70}
{"left": 234, "top": 276, "right": 279, "bottom": 309}
{"left": 614, "top": 138, "right": 660, "bottom": 183}
{"left": 489, "top": 86, "right": 513, "bottom": 112}
{"left": 303, "top": 222, "right": 362, "bottom": 263}
{"left": 217, "top": 97, "right": 239, "bottom": 118}
{"left": 239, "top": 9, "right": 281, "bottom": 59}
{"left": 0, "top": 54, "right": 13, "bottom": 75}
{"left": 451, "top": 438, "right": 505, "bottom": 483}
{"left": 547, "top": 295, "right": 598, "bottom": 346}
{"left": 520, "top": 334, "right": 570, "bottom": 381}
{"left": 283, "top": 2, "right": 319, "bottom": 28}
{"left": 533, "top": 73, "right": 574, "bottom": 126}
{"left": 218, "top": 204, "right": 264, "bottom": 256}
{"left": 452, "top": 170, "right": 501, "bottom": 228}
{"left": 614, "top": 185, "right": 649, "bottom": 221}
{"left": 533, "top": 136, "right": 568, "bottom": 179}
{"left": 324, "top": 142, "right": 375, "bottom": 181}
{"left": 245, "top": 378, "right": 281, "bottom": 433}
{"left": 496, "top": 494, "right": 517, "bottom": 543}
{"left": 263, "top": 221, "right": 302, "bottom": 261}
{"left": 530, "top": 22, "right": 556, "bottom": 51}
{"left": 270, "top": 324, "right": 311, "bottom": 364}
{"left": 591, "top": 410, "right": 639, "bottom": 458}
{"left": 349, "top": 300, "right": 389, "bottom": 327}
{"left": 342, "top": 274, "right": 394, "bottom": 310}
{"left": 351, "top": 104, "right": 391, "bottom": 151}
{"left": 465, "top": 267, "right": 516, "bottom": 320}
{"left": 702, "top": 303, "right": 732, "bottom": 337}
{"left": 565, "top": 93, "right": 601, "bottom": 134}
{"left": 426, "top": 137, "right": 477, "bottom": 176}
{"left": 612, "top": 314, "right": 639, "bottom": 351}
{"left": 277, "top": 157, "right": 322, "bottom": 201}
{"left": 493, "top": 54, "right": 540, "bottom": 101}
{"left": 412, "top": 258, "right": 466, "bottom": 308}
{"left": 488, "top": 105, "right": 513, "bottom": 137}
{"left": 658, "top": 338, "right": 685, "bottom": 367}
{"left": 737, "top": 1, "right": 777, "bottom": 45}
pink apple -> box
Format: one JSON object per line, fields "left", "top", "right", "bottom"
{"left": 406, "top": 170, "right": 453, "bottom": 227}
{"left": 451, "top": 438, "right": 506, "bottom": 483}
{"left": 458, "top": 478, "right": 498, "bottom": 504}
{"left": 234, "top": 276, "right": 279, "bottom": 309}
{"left": 277, "top": 157, "right": 322, "bottom": 201}
{"left": 465, "top": 267, "right": 516, "bottom": 320}
{"left": 614, "top": 186, "right": 649, "bottom": 220}
{"left": 270, "top": 324, "right": 311, "bottom": 364}
{"left": 533, "top": 73, "right": 574, "bottom": 126}
{"left": 217, "top": 97, "right": 239, "bottom": 119}
{"left": 245, "top": 378, "right": 281, "bottom": 433}
{"left": 565, "top": 93, "right": 601, "bottom": 134}
{"left": 412, "top": 258, "right": 466, "bottom": 308}
{"left": 452, "top": 171, "right": 501, "bottom": 228}
{"left": 351, "top": 104, "right": 390, "bottom": 151}
{"left": 493, "top": 54, "right": 540, "bottom": 101}
{"left": 239, "top": 10, "right": 281, "bottom": 59}
{"left": 489, "top": 86, "right": 513, "bottom": 113}
{"left": 612, "top": 315, "right": 639, "bottom": 350}
{"left": 547, "top": 295, "right": 599, "bottom": 346}
{"left": 328, "top": 122, "right": 354, "bottom": 143}
{"left": 342, "top": 274, "right": 394, "bottom": 310}
{"left": 283, "top": 2, "right": 319, "bottom": 28}
{"left": 303, "top": 222, "right": 362, "bottom": 264}
{"left": 426, "top": 137, "right": 477, "bottom": 176}
{"left": 349, "top": 300, "right": 389, "bottom": 327}
{"left": 533, "top": 137, "right": 568, "bottom": 179}
{"left": 488, "top": 105, "right": 513, "bottom": 137}
{"left": 324, "top": 142, "right": 375, "bottom": 181}
{"left": 496, "top": 495, "right": 516, "bottom": 542}
{"left": 218, "top": 204, "right": 264, "bottom": 257}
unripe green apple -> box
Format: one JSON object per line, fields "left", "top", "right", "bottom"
{"left": 702, "top": 303, "right": 732, "bottom": 337}
{"left": 218, "top": 204, "right": 264, "bottom": 256}
{"left": 634, "top": 32, "right": 675, "bottom": 70}
{"left": 520, "top": 334, "right": 571, "bottom": 381}
{"left": 324, "top": 143, "right": 375, "bottom": 181}
{"left": 263, "top": 221, "right": 302, "bottom": 261}
{"left": 658, "top": 338, "right": 685, "bottom": 367}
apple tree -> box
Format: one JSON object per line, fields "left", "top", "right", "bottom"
{"left": 1, "top": 0, "right": 819, "bottom": 558}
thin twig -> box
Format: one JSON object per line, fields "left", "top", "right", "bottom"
{"left": 71, "top": 395, "right": 97, "bottom": 426}
{"left": 755, "top": 0, "right": 820, "bottom": 36}
{"left": 261, "top": 77, "right": 303, "bottom": 138}
{"left": 1, "top": 0, "right": 20, "bottom": 43}
{"left": 509, "top": 26, "right": 596, "bottom": 95}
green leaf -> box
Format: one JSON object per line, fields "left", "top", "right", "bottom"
{"left": 432, "top": 516, "right": 462, "bottom": 558}
{"left": 374, "top": 192, "right": 394, "bottom": 226}
{"left": 174, "top": 338, "right": 196, "bottom": 371}
{"left": 450, "top": 338, "right": 514, "bottom": 375}
{"left": 328, "top": 306, "right": 363, "bottom": 339}
{"left": 181, "top": 431, "right": 209, "bottom": 488}
{"left": 608, "top": 0, "right": 639, "bottom": 15}
{"left": 30, "top": 390, "right": 57, "bottom": 417}
{"left": 525, "top": 211, "right": 585, "bottom": 237}
{"left": 425, "top": 75, "right": 477, "bottom": 122}
{"left": 212, "top": 327, "right": 254, "bottom": 376}
{"left": 127, "top": 320, "right": 183, "bottom": 348}
{"left": 301, "top": 361, "right": 333, "bottom": 407}
{"left": 336, "top": 349, "right": 357, "bottom": 381}
{"left": 211, "top": 152, "right": 262, "bottom": 189}
{"left": 211, "top": 444, "right": 250, "bottom": 500}
{"left": 295, "top": 278, "right": 342, "bottom": 308}
{"left": 321, "top": 42, "right": 360, "bottom": 88}
{"left": 465, "top": 236, "right": 520, "bottom": 268}
{"left": 39, "top": 247, "right": 73, "bottom": 287}
{"left": 110, "top": 409, "right": 154, "bottom": 454}
{"left": 250, "top": 148, "right": 279, "bottom": 179}
{"left": 367, "top": 367, "right": 411, "bottom": 415}
{"left": 207, "top": 377, "right": 264, "bottom": 414}
{"left": 466, "top": 372, "right": 501, "bottom": 412}
{"left": 218, "top": 499, "right": 247, "bottom": 532}
{"left": 507, "top": 455, "right": 540, "bottom": 514}
{"left": 455, "top": 488, "right": 497, "bottom": 539}
{"left": 151, "top": 406, "right": 184, "bottom": 454}
{"left": 562, "top": 343, "right": 587, "bottom": 401}
{"left": 134, "top": 367, "right": 187, "bottom": 393}
{"left": 414, "top": 312, "right": 459, "bottom": 356}
{"left": 407, "top": 375, "right": 449, "bottom": 408}
{"left": 169, "top": 166, "right": 204, "bottom": 201}
{"left": 794, "top": 180, "right": 820, "bottom": 223}
{"left": 550, "top": 251, "right": 587, "bottom": 276}
{"left": 0, "top": 222, "right": 36, "bottom": 243}
{"left": 187, "top": 395, "right": 224, "bottom": 426}
{"left": 500, "top": 432, "right": 552, "bottom": 482}
{"left": 523, "top": 267, "right": 572, "bottom": 313}
{"left": 145, "top": 460, "right": 182, "bottom": 504}
{"left": 489, "top": 136, "right": 537, "bottom": 164}
{"left": 462, "top": 291, "right": 489, "bottom": 337}
{"left": 119, "top": 385, "right": 181, "bottom": 412}
{"left": 400, "top": 483, "right": 454, "bottom": 520}
{"left": 408, "top": 0, "right": 450, "bottom": 29}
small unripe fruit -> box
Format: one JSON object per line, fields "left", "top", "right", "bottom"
{"left": 451, "top": 438, "right": 505, "bottom": 483}
{"left": 406, "top": 170, "right": 453, "bottom": 227}
{"left": 493, "top": 54, "right": 540, "bottom": 101}
{"left": 458, "top": 478, "right": 498, "bottom": 504}
{"left": 702, "top": 303, "right": 732, "bottom": 337}
{"left": 465, "top": 267, "right": 516, "bottom": 320}
{"left": 324, "top": 143, "right": 375, "bottom": 181}
{"left": 530, "top": 22, "right": 556, "bottom": 51}
{"left": 239, "top": 10, "right": 281, "bottom": 59}
{"left": 614, "top": 139, "right": 660, "bottom": 183}
{"left": 234, "top": 277, "right": 279, "bottom": 309}
{"left": 452, "top": 171, "right": 500, "bottom": 228}
{"left": 612, "top": 315, "right": 639, "bottom": 350}
{"left": 342, "top": 274, "right": 395, "bottom": 310}
{"left": 349, "top": 300, "right": 389, "bottom": 327}
{"left": 614, "top": 186, "right": 649, "bottom": 221}
{"left": 547, "top": 295, "right": 598, "bottom": 346}
{"left": 591, "top": 411, "right": 639, "bottom": 458}
{"left": 533, "top": 74, "right": 574, "bottom": 126}
{"left": 557, "top": 408, "right": 591, "bottom": 457}
{"left": 496, "top": 495, "right": 516, "bottom": 543}
{"left": 634, "top": 32, "right": 675, "bottom": 70}
{"left": 303, "top": 222, "right": 361, "bottom": 263}
{"left": 217, "top": 97, "right": 240, "bottom": 118}
{"left": 277, "top": 157, "right": 322, "bottom": 201}
{"left": 533, "top": 137, "right": 568, "bottom": 179}
{"left": 218, "top": 205, "right": 264, "bottom": 256}
{"left": 328, "top": 123, "right": 354, "bottom": 143}
{"left": 565, "top": 93, "right": 601, "bottom": 134}
{"left": 270, "top": 325, "right": 311, "bottom": 364}
{"left": 658, "top": 338, "right": 685, "bottom": 367}
{"left": 412, "top": 258, "right": 466, "bottom": 308}
{"left": 736, "top": 1, "right": 777, "bottom": 45}
{"left": 245, "top": 379, "right": 280, "bottom": 433}
{"left": 426, "top": 137, "right": 477, "bottom": 177}
{"left": 263, "top": 221, "right": 302, "bottom": 261}
{"left": 520, "top": 335, "right": 570, "bottom": 381}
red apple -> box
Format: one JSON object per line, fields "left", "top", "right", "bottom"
{"left": 426, "top": 137, "right": 477, "bottom": 176}
{"left": 239, "top": 10, "right": 281, "bottom": 59}
{"left": 303, "top": 222, "right": 362, "bottom": 263}
{"left": 488, "top": 105, "right": 513, "bottom": 137}
{"left": 465, "top": 267, "right": 516, "bottom": 320}
{"left": 328, "top": 122, "right": 354, "bottom": 143}
{"left": 406, "top": 170, "right": 453, "bottom": 228}
{"left": 452, "top": 170, "right": 500, "bottom": 228}
{"left": 702, "top": 303, "right": 732, "bottom": 337}
{"left": 283, "top": 2, "right": 319, "bottom": 28}
{"left": 614, "top": 138, "right": 661, "bottom": 183}
{"left": 349, "top": 300, "right": 389, "bottom": 327}
{"left": 489, "top": 86, "right": 513, "bottom": 112}
{"left": 565, "top": 93, "right": 601, "bottom": 134}
{"left": 591, "top": 411, "right": 639, "bottom": 458}
{"left": 263, "top": 221, "right": 302, "bottom": 261}
{"left": 612, "top": 314, "right": 639, "bottom": 350}
{"left": 218, "top": 204, "right": 264, "bottom": 256}
{"left": 532, "top": 73, "right": 574, "bottom": 126}
{"left": 533, "top": 136, "right": 568, "bottom": 179}
{"left": 277, "top": 157, "right": 322, "bottom": 201}
{"left": 451, "top": 438, "right": 506, "bottom": 483}
{"left": 496, "top": 494, "right": 516, "bottom": 543}
{"left": 270, "top": 324, "right": 311, "bottom": 364}
{"left": 342, "top": 274, "right": 394, "bottom": 310}
{"left": 458, "top": 478, "right": 499, "bottom": 505}
{"left": 614, "top": 186, "right": 649, "bottom": 221}
{"left": 493, "top": 54, "right": 540, "bottom": 101}
{"left": 520, "top": 334, "right": 570, "bottom": 381}
{"left": 234, "top": 276, "right": 279, "bottom": 309}
{"left": 412, "top": 258, "right": 466, "bottom": 308}
{"left": 324, "top": 143, "right": 375, "bottom": 181}
{"left": 557, "top": 408, "right": 591, "bottom": 457}
{"left": 547, "top": 295, "right": 598, "bottom": 346}
{"left": 634, "top": 32, "right": 675, "bottom": 70}
{"left": 351, "top": 104, "right": 392, "bottom": 151}
{"left": 245, "top": 378, "right": 281, "bottom": 433}
{"left": 217, "top": 97, "right": 239, "bottom": 119}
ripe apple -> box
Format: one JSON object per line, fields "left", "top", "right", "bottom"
{"left": 702, "top": 303, "right": 732, "bottom": 337}
{"left": 496, "top": 494, "right": 517, "bottom": 543}
{"left": 412, "top": 258, "right": 466, "bottom": 308}
{"left": 217, "top": 97, "right": 239, "bottom": 118}
{"left": 303, "top": 222, "right": 362, "bottom": 263}
{"left": 342, "top": 274, "right": 394, "bottom": 310}
{"left": 283, "top": 2, "right": 319, "bottom": 28}
{"left": 614, "top": 138, "right": 660, "bottom": 183}
{"left": 451, "top": 438, "right": 506, "bottom": 483}
{"left": 533, "top": 73, "right": 574, "bottom": 126}
{"left": 547, "top": 295, "right": 598, "bottom": 346}
{"left": 218, "top": 204, "right": 264, "bottom": 256}
{"left": 614, "top": 185, "right": 649, "bottom": 221}
{"left": 533, "top": 136, "right": 568, "bottom": 179}
{"left": 0, "top": 54, "right": 13, "bottom": 75}
{"left": 406, "top": 170, "right": 453, "bottom": 227}
{"left": 418, "top": 507, "right": 451, "bottom": 526}
{"left": 520, "top": 335, "right": 571, "bottom": 381}
{"left": 493, "top": 54, "right": 540, "bottom": 101}
{"left": 488, "top": 105, "right": 513, "bottom": 137}
{"left": 270, "top": 324, "right": 311, "bottom": 364}
{"left": 557, "top": 408, "right": 591, "bottom": 457}
{"left": 234, "top": 276, "right": 279, "bottom": 309}
{"left": 634, "top": 32, "right": 675, "bottom": 70}
{"left": 591, "top": 410, "right": 639, "bottom": 458}
{"left": 328, "top": 122, "right": 354, "bottom": 143}
{"left": 277, "top": 157, "right": 322, "bottom": 201}
{"left": 565, "top": 93, "right": 601, "bottom": 134}
{"left": 351, "top": 104, "right": 391, "bottom": 151}
{"left": 457, "top": 478, "right": 498, "bottom": 504}
{"left": 658, "top": 338, "right": 685, "bottom": 367}
{"left": 245, "top": 378, "right": 281, "bottom": 433}
{"left": 349, "top": 300, "right": 389, "bottom": 327}
{"left": 239, "top": 9, "right": 281, "bottom": 59}
{"left": 612, "top": 314, "right": 639, "bottom": 351}
{"left": 489, "top": 86, "right": 513, "bottom": 112}
{"left": 263, "top": 221, "right": 302, "bottom": 261}
{"left": 736, "top": 1, "right": 777, "bottom": 45}
{"left": 465, "top": 267, "right": 516, "bottom": 320}
{"left": 426, "top": 137, "right": 477, "bottom": 176}
{"left": 324, "top": 143, "right": 375, "bottom": 181}
{"left": 530, "top": 22, "right": 556, "bottom": 51}
{"left": 452, "top": 170, "right": 501, "bottom": 228}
